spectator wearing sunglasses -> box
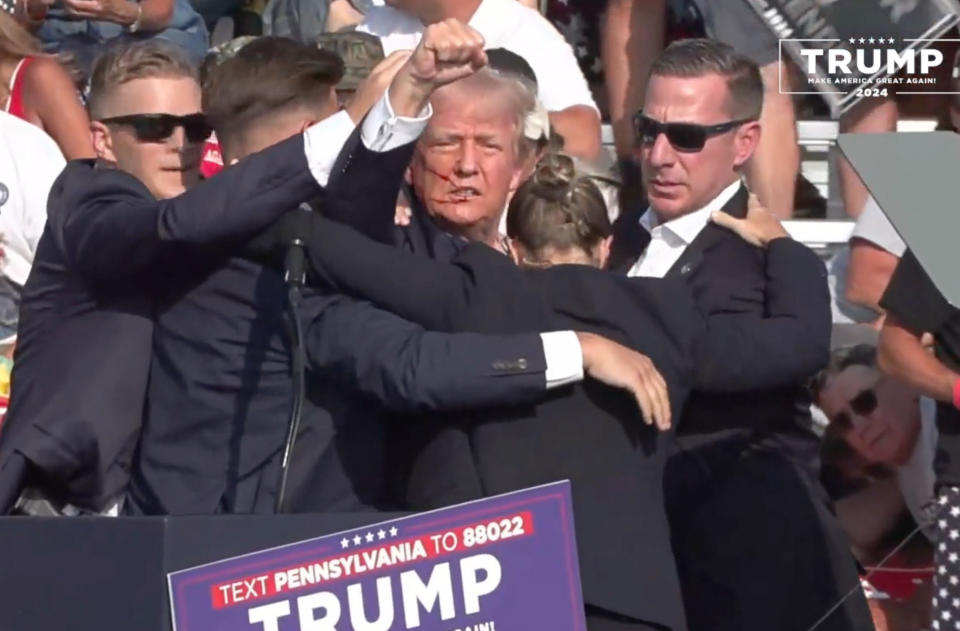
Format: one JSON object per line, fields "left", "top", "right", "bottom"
{"left": 0, "top": 39, "right": 380, "bottom": 515}
{"left": 607, "top": 38, "right": 873, "bottom": 631}
{"left": 813, "top": 344, "right": 938, "bottom": 542}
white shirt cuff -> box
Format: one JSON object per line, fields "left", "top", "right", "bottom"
{"left": 541, "top": 331, "right": 584, "bottom": 389}
{"left": 303, "top": 110, "right": 357, "bottom": 187}
{"left": 360, "top": 90, "right": 432, "bottom": 152}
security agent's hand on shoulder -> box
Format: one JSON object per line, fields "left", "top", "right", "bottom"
{"left": 710, "top": 192, "right": 789, "bottom": 248}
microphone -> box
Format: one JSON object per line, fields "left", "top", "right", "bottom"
{"left": 283, "top": 203, "right": 314, "bottom": 289}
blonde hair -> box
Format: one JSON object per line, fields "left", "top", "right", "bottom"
{"left": 0, "top": 12, "right": 42, "bottom": 63}
{"left": 88, "top": 41, "right": 197, "bottom": 118}
{"left": 506, "top": 153, "right": 611, "bottom": 263}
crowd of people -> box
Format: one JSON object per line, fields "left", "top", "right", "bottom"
{"left": 0, "top": 1, "right": 958, "bottom": 631}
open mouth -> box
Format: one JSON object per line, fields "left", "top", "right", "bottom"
{"left": 446, "top": 187, "right": 481, "bottom": 202}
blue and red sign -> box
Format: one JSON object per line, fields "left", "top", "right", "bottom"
{"left": 168, "top": 481, "right": 586, "bottom": 631}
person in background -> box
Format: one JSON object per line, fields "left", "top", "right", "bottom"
{"left": 0, "top": 12, "right": 93, "bottom": 158}
{"left": 357, "top": 0, "right": 602, "bottom": 158}
{"left": 9, "top": 0, "right": 208, "bottom": 78}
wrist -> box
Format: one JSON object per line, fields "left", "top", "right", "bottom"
{"left": 388, "top": 70, "right": 432, "bottom": 119}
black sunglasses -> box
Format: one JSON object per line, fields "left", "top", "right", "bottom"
{"left": 633, "top": 113, "right": 754, "bottom": 152}
{"left": 832, "top": 388, "right": 879, "bottom": 430}
{"left": 99, "top": 113, "right": 212, "bottom": 144}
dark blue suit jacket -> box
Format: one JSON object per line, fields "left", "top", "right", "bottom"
{"left": 0, "top": 134, "right": 323, "bottom": 513}
{"left": 127, "top": 131, "right": 552, "bottom": 516}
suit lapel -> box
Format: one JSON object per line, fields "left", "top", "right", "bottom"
{"left": 608, "top": 202, "right": 652, "bottom": 273}
{"left": 665, "top": 185, "right": 748, "bottom": 279}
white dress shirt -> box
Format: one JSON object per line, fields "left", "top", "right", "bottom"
{"left": 300, "top": 93, "right": 583, "bottom": 388}
{"left": 357, "top": 0, "right": 598, "bottom": 114}
{"left": 628, "top": 180, "right": 743, "bottom": 279}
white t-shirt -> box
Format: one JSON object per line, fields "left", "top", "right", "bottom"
{"left": 899, "top": 396, "right": 938, "bottom": 540}
{"left": 358, "top": 0, "right": 598, "bottom": 114}
{"left": 0, "top": 112, "right": 65, "bottom": 288}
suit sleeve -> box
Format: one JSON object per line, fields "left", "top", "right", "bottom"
{"left": 693, "top": 238, "right": 831, "bottom": 391}
{"left": 57, "top": 134, "right": 322, "bottom": 283}
{"left": 303, "top": 295, "right": 548, "bottom": 413}
{"left": 306, "top": 216, "right": 483, "bottom": 331}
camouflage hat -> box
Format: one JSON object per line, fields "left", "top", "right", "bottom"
{"left": 314, "top": 30, "right": 385, "bottom": 92}
{"left": 208, "top": 36, "right": 259, "bottom": 66}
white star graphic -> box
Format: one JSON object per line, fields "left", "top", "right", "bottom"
{"left": 849, "top": 37, "right": 857, "bottom": 44}
{"left": 340, "top": 538, "right": 350, "bottom": 549}
{"left": 951, "top": 575, "right": 959, "bottom": 586}
{"left": 943, "top": 588, "right": 950, "bottom": 599}
{"left": 950, "top": 553, "right": 959, "bottom": 563}
{"left": 944, "top": 610, "right": 952, "bottom": 621}
{"left": 942, "top": 520, "right": 949, "bottom": 528}
{"left": 933, "top": 619, "right": 940, "bottom": 630}
{"left": 859, "top": 37, "right": 866, "bottom": 44}
{"left": 377, "top": 529, "right": 387, "bottom": 540}
{"left": 365, "top": 532, "right": 375, "bottom": 543}
{"left": 942, "top": 495, "right": 950, "bottom": 506}
{"left": 868, "top": 37, "right": 876, "bottom": 44}
{"left": 943, "top": 542, "right": 949, "bottom": 551}
{"left": 953, "top": 598, "right": 960, "bottom": 608}
{"left": 940, "top": 566, "right": 948, "bottom": 575}
{"left": 950, "top": 529, "right": 958, "bottom": 540}
{"left": 889, "top": 37, "right": 896, "bottom": 44}
{"left": 353, "top": 535, "right": 362, "bottom": 546}
{"left": 950, "top": 506, "right": 959, "bottom": 517}
{"left": 390, "top": 526, "right": 399, "bottom": 537}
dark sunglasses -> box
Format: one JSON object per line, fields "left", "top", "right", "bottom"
{"left": 99, "top": 113, "right": 212, "bottom": 144}
{"left": 832, "top": 388, "right": 879, "bottom": 430}
{"left": 633, "top": 113, "right": 754, "bottom": 152}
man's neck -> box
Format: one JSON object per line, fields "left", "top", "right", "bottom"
{"left": 421, "top": 0, "right": 482, "bottom": 24}
{"left": 652, "top": 177, "right": 741, "bottom": 226}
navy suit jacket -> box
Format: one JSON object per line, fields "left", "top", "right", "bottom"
{"left": 0, "top": 134, "right": 324, "bottom": 513}
{"left": 127, "top": 131, "right": 551, "bottom": 516}
{"left": 610, "top": 186, "right": 831, "bottom": 445}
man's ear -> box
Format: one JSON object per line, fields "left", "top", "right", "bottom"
{"left": 732, "top": 120, "right": 761, "bottom": 168}
{"left": 507, "top": 237, "right": 524, "bottom": 266}
{"left": 91, "top": 121, "right": 117, "bottom": 163}
{"left": 595, "top": 235, "right": 613, "bottom": 269}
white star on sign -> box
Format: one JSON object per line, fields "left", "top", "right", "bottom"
{"left": 950, "top": 529, "right": 959, "bottom": 540}
{"left": 340, "top": 538, "right": 350, "bottom": 549}
{"left": 366, "top": 532, "right": 375, "bottom": 543}
{"left": 889, "top": 37, "right": 896, "bottom": 44}
{"left": 353, "top": 535, "right": 362, "bottom": 546}
{"left": 951, "top": 553, "right": 959, "bottom": 563}
{"left": 859, "top": 37, "right": 866, "bottom": 44}
{"left": 943, "top": 542, "right": 949, "bottom": 551}
{"left": 950, "top": 506, "right": 959, "bottom": 517}
{"left": 953, "top": 598, "right": 960, "bottom": 608}
{"left": 943, "top": 588, "right": 950, "bottom": 599}
{"left": 942, "top": 495, "right": 950, "bottom": 506}
{"left": 377, "top": 529, "right": 386, "bottom": 540}
{"left": 849, "top": 37, "right": 856, "bottom": 44}
{"left": 951, "top": 575, "right": 959, "bottom": 586}
{"left": 390, "top": 526, "right": 399, "bottom": 537}
{"left": 869, "top": 37, "right": 875, "bottom": 44}
{"left": 944, "top": 610, "right": 952, "bottom": 621}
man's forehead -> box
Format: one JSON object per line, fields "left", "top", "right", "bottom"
{"left": 101, "top": 76, "right": 200, "bottom": 115}
{"left": 643, "top": 74, "right": 731, "bottom": 121}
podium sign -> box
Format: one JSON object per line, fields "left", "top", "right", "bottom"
{"left": 168, "top": 481, "right": 585, "bottom": 631}
{"left": 743, "top": 0, "right": 960, "bottom": 116}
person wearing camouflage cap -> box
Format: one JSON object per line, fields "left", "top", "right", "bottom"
{"left": 315, "top": 29, "right": 383, "bottom": 103}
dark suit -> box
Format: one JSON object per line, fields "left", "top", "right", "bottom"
{"left": 296, "top": 212, "right": 845, "bottom": 630}
{"left": 0, "top": 134, "right": 323, "bottom": 514}
{"left": 612, "top": 186, "right": 872, "bottom": 631}
{"left": 127, "top": 133, "right": 552, "bottom": 516}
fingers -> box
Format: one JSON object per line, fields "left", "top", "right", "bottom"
{"left": 633, "top": 357, "right": 671, "bottom": 431}
{"left": 710, "top": 210, "right": 759, "bottom": 247}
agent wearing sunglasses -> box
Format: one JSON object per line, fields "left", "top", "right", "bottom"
{"left": 0, "top": 38, "right": 410, "bottom": 516}
{"left": 813, "top": 344, "right": 937, "bottom": 542}
{"left": 606, "top": 38, "right": 871, "bottom": 631}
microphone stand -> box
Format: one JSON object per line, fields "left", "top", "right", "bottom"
{"left": 274, "top": 232, "right": 308, "bottom": 513}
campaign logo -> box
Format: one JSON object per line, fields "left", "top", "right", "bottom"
{"left": 782, "top": 36, "right": 953, "bottom": 100}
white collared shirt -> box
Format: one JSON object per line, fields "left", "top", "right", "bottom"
{"left": 358, "top": 0, "right": 598, "bottom": 113}
{"left": 628, "top": 180, "right": 743, "bottom": 279}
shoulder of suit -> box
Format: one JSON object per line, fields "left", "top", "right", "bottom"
{"left": 47, "top": 160, "right": 153, "bottom": 222}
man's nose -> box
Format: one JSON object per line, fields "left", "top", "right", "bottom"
{"left": 645, "top": 131, "right": 675, "bottom": 167}
{"left": 454, "top": 140, "right": 478, "bottom": 176}
{"left": 168, "top": 125, "right": 187, "bottom": 150}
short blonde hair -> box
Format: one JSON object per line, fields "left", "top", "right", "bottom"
{"left": 88, "top": 41, "right": 198, "bottom": 119}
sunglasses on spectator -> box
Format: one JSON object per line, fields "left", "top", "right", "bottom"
{"left": 633, "top": 113, "right": 754, "bottom": 152}
{"left": 99, "top": 113, "right": 212, "bottom": 144}
{"left": 831, "top": 388, "right": 879, "bottom": 430}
